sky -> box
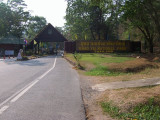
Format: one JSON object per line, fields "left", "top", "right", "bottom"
{"left": 24, "top": 0, "right": 67, "bottom": 27}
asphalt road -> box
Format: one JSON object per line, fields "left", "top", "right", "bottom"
{"left": 0, "top": 56, "right": 85, "bottom": 120}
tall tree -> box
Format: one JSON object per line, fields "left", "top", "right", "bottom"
{"left": 7, "top": 0, "right": 30, "bottom": 38}
{"left": 0, "top": 2, "right": 13, "bottom": 37}
{"left": 142, "top": 0, "right": 160, "bottom": 40}
{"left": 65, "top": 0, "right": 122, "bottom": 41}
{"left": 25, "top": 16, "right": 47, "bottom": 41}
{"left": 65, "top": 0, "right": 91, "bottom": 40}
{"left": 121, "top": 0, "right": 159, "bottom": 53}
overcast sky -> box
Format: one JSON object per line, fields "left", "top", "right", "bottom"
{"left": 24, "top": 0, "right": 67, "bottom": 27}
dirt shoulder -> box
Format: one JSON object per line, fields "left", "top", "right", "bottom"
{"left": 79, "top": 74, "right": 116, "bottom": 120}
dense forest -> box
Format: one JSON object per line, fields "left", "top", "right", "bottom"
{"left": 0, "top": 0, "right": 47, "bottom": 41}
{"left": 64, "top": 0, "right": 160, "bottom": 53}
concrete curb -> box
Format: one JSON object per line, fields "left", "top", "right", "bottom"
{"left": 92, "top": 77, "right": 160, "bottom": 91}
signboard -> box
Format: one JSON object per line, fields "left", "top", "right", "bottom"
{"left": 76, "top": 41, "right": 131, "bottom": 53}
{"left": 5, "top": 50, "right": 14, "bottom": 55}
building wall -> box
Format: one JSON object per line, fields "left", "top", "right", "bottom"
{"left": 0, "top": 44, "right": 23, "bottom": 56}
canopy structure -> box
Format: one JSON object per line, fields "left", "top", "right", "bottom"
{"left": 32, "top": 23, "right": 67, "bottom": 54}
{"left": 34, "top": 23, "right": 67, "bottom": 42}
{"left": 0, "top": 36, "right": 24, "bottom": 45}
{"left": 0, "top": 36, "right": 24, "bottom": 55}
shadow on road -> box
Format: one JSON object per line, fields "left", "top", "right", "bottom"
{"left": 1, "top": 55, "right": 62, "bottom": 66}
{"left": 2, "top": 56, "right": 53, "bottom": 66}
{"left": 3, "top": 59, "right": 46, "bottom": 66}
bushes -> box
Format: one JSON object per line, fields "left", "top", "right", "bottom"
{"left": 25, "top": 50, "right": 34, "bottom": 56}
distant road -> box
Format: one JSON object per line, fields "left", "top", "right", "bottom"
{"left": 0, "top": 56, "right": 85, "bottom": 120}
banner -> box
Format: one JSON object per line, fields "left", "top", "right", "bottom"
{"left": 76, "top": 41, "right": 131, "bottom": 53}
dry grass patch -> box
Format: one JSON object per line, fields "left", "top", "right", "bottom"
{"left": 85, "top": 56, "right": 160, "bottom": 83}
{"left": 103, "top": 58, "right": 159, "bottom": 73}
{"left": 98, "top": 85, "right": 160, "bottom": 112}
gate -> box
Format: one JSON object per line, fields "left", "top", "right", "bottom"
{"left": 64, "top": 41, "right": 76, "bottom": 53}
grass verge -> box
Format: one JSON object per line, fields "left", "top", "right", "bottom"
{"left": 65, "top": 53, "right": 160, "bottom": 82}
{"left": 65, "top": 53, "right": 135, "bottom": 76}
{"left": 101, "top": 97, "right": 160, "bottom": 120}
{"left": 85, "top": 65, "right": 128, "bottom": 76}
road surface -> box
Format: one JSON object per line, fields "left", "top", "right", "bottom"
{"left": 0, "top": 56, "right": 85, "bottom": 120}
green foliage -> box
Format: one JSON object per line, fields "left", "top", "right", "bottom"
{"left": 0, "top": 0, "right": 47, "bottom": 39}
{"left": 73, "top": 52, "right": 84, "bottom": 69}
{"left": 65, "top": 0, "right": 160, "bottom": 53}
{"left": 121, "top": 0, "right": 160, "bottom": 53}
{"left": 101, "top": 102, "right": 120, "bottom": 118}
{"left": 73, "top": 52, "right": 82, "bottom": 62}
{"left": 25, "top": 50, "right": 34, "bottom": 56}
{"left": 65, "top": 0, "right": 121, "bottom": 40}
{"left": 7, "top": 0, "right": 30, "bottom": 38}
{"left": 20, "top": 56, "right": 29, "bottom": 61}
{"left": 0, "top": 3, "right": 13, "bottom": 36}
{"left": 101, "top": 98, "right": 160, "bottom": 120}
{"left": 25, "top": 16, "right": 47, "bottom": 41}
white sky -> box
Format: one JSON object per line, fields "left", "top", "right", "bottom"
{"left": 24, "top": 0, "right": 67, "bottom": 27}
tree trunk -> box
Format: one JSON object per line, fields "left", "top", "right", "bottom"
{"left": 90, "top": 28, "right": 95, "bottom": 40}
{"left": 98, "top": 30, "right": 100, "bottom": 40}
{"left": 38, "top": 42, "right": 40, "bottom": 54}
{"left": 148, "top": 39, "right": 154, "bottom": 53}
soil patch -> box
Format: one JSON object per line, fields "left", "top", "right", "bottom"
{"left": 98, "top": 85, "right": 160, "bottom": 112}
{"left": 104, "top": 58, "right": 159, "bottom": 73}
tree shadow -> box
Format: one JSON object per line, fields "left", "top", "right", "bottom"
{"left": 2, "top": 55, "right": 63, "bottom": 66}
{"left": 3, "top": 59, "right": 46, "bottom": 66}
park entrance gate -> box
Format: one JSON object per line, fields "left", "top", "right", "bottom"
{"left": 33, "top": 23, "right": 67, "bottom": 54}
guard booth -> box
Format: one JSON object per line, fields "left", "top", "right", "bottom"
{"left": 32, "top": 23, "right": 67, "bottom": 54}
{"left": 0, "top": 36, "right": 24, "bottom": 57}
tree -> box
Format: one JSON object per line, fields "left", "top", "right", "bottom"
{"left": 25, "top": 16, "right": 47, "bottom": 41}
{"left": 65, "top": 0, "right": 91, "bottom": 40}
{"left": 7, "top": 0, "right": 30, "bottom": 38}
{"left": 142, "top": 0, "right": 160, "bottom": 40}
{"left": 121, "top": 0, "right": 159, "bottom": 53}
{"left": 0, "top": 2, "right": 13, "bottom": 37}
{"left": 55, "top": 27, "right": 64, "bottom": 34}
{"left": 65, "top": 0, "right": 123, "bottom": 41}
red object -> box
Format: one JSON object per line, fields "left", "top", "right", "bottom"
{"left": 3, "top": 55, "right": 5, "bottom": 59}
{"left": 9, "top": 56, "right": 10, "bottom": 59}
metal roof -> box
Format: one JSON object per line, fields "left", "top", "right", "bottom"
{"left": 0, "top": 36, "right": 25, "bottom": 45}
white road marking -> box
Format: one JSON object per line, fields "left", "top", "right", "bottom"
{"left": 0, "top": 106, "right": 9, "bottom": 114}
{"left": 0, "top": 56, "right": 57, "bottom": 115}
{"left": 11, "top": 56, "right": 57, "bottom": 103}
{"left": 0, "top": 79, "right": 40, "bottom": 108}
{"left": 38, "top": 57, "right": 57, "bottom": 79}
{"left": 10, "top": 80, "right": 39, "bottom": 103}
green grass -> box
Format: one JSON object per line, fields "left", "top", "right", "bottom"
{"left": 66, "top": 53, "right": 135, "bottom": 76}
{"left": 78, "top": 53, "right": 134, "bottom": 76}
{"left": 101, "top": 98, "right": 160, "bottom": 120}
{"left": 80, "top": 53, "right": 134, "bottom": 65}
{"left": 85, "top": 66, "right": 127, "bottom": 76}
